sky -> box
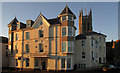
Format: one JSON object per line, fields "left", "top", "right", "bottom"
{"left": 1, "top": 2, "right": 118, "bottom": 42}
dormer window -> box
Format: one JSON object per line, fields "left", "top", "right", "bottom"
{"left": 62, "top": 16, "right": 66, "bottom": 21}
{"left": 17, "top": 24, "right": 19, "bottom": 28}
{"left": 27, "top": 23, "right": 30, "bottom": 27}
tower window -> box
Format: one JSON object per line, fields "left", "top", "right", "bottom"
{"left": 62, "top": 41, "right": 66, "bottom": 52}
{"left": 68, "top": 15, "right": 73, "bottom": 21}
{"left": 62, "top": 27, "right": 66, "bottom": 36}
{"left": 62, "top": 16, "right": 66, "bottom": 21}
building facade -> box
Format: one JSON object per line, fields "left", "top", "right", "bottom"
{"left": 0, "top": 36, "right": 9, "bottom": 68}
{"left": 8, "top": 5, "right": 106, "bottom": 71}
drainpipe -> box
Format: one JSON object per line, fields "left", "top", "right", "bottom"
{"left": 21, "top": 29, "right": 24, "bottom": 71}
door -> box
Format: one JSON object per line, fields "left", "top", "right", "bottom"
{"left": 41, "top": 62, "right": 46, "bottom": 70}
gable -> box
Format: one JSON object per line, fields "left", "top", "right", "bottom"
{"left": 32, "top": 14, "right": 50, "bottom": 29}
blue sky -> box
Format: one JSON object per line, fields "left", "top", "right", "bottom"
{"left": 2, "top": 2, "right": 118, "bottom": 41}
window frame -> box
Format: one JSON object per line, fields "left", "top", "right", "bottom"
{"left": 82, "top": 52, "right": 85, "bottom": 59}
{"left": 39, "top": 30, "right": 43, "bottom": 38}
{"left": 26, "top": 58, "right": 29, "bottom": 67}
{"left": 26, "top": 32, "right": 30, "bottom": 39}
{"left": 26, "top": 44, "right": 29, "bottom": 53}
{"left": 39, "top": 43, "right": 43, "bottom": 53}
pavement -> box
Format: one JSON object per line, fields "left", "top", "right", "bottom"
{"left": 1, "top": 69, "right": 120, "bottom": 73}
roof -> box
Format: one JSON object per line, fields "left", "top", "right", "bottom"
{"left": 59, "top": 5, "right": 76, "bottom": 18}
{"left": 76, "top": 34, "right": 86, "bottom": 40}
{"left": 48, "top": 18, "right": 61, "bottom": 25}
{"left": 8, "top": 17, "right": 18, "bottom": 26}
{"left": 0, "top": 36, "right": 8, "bottom": 44}
{"left": 76, "top": 31, "right": 106, "bottom": 40}
{"left": 83, "top": 31, "right": 107, "bottom": 37}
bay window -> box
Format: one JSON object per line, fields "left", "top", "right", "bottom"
{"left": 62, "top": 16, "right": 66, "bottom": 21}
{"left": 68, "top": 15, "right": 73, "bottom": 21}
{"left": 62, "top": 27, "right": 74, "bottom": 37}
{"left": 62, "top": 42, "right": 66, "bottom": 52}
{"left": 62, "top": 41, "right": 73, "bottom": 53}
{"left": 61, "top": 58, "right": 65, "bottom": 68}
{"left": 67, "top": 58, "right": 71, "bottom": 68}
{"left": 62, "top": 27, "right": 66, "bottom": 36}
{"left": 61, "top": 57, "right": 72, "bottom": 69}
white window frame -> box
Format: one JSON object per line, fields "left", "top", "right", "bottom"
{"left": 61, "top": 57, "right": 72, "bottom": 70}
{"left": 62, "top": 41, "right": 74, "bottom": 53}
{"left": 62, "top": 26, "right": 74, "bottom": 37}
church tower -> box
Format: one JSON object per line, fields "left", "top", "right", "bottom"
{"left": 79, "top": 9, "right": 93, "bottom": 34}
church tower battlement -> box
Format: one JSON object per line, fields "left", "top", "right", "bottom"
{"left": 79, "top": 9, "right": 92, "bottom": 35}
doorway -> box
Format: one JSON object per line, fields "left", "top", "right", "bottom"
{"left": 41, "top": 62, "right": 46, "bottom": 70}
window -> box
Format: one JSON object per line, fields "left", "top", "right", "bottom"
{"left": 17, "top": 24, "right": 19, "bottom": 28}
{"left": 16, "top": 59, "right": 18, "bottom": 66}
{"left": 26, "top": 32, "right": 30, "bottom": 39}
{"left": 61, "top": 58, "right": 65, "bottom": 68}
{"left": 35, "top": 59, "right": 38, "bottom": 67}
{"left": 26, "top": 44, "right": 29, "bottom": 53}
{"left": 96, "top": 42, "right": 98, "bottom": 48}
{"left": 99, "top": 46, "right": 102, "bottom": 52}
{"left": 82, "top": 52, "right": 85, "bottom": 59}
{"left": 99, "top": 37, "right": 101, "bottom": 42}
{"left": 39, "top": 30, "right": 43, "bottom": 38}
{"left": 15, "top": 45, "right": 18, "bottom": 53}
{"left": 39, "top": 43, "right": 43, "bottom": 52}
{"left": 67, "top": 58, "right": 71, "bottom": 68}
{"left": 62, "top": 16, "right": 66, "bottom": 21}
{"left": 6, "top": 52, "right": 8, "bottom": 57}
{"left": 80, "top": 64, "right": 86, "bottom": 69}
{"left": 68, "top": 15, "right": 73, "bottom": 21}
{"left": 16, "top": 34, "right": 18, "bottom": 41}
{"left": 92, "top": 51, "right": 94, "bottom": 60}
{"left": 40, "top": 22, "right": 43, "bottom": 25}
{"left": 82, "top": 40, "right": 85, "bottom": 46}
{"left": 6, "top": 45, "right": 8, "bottom": 49}
{"left": 68, "top": 42, "right": 73, "bottom": 52}
{"left": 99, "top": 57, "right": 102, "bottom": 63}
{"left": 62, "top": 42, "right": 66, "bottom": 52}
{"left": 26, "top": 58, "right": 29, "bottom": 67}
{"left": 91, "top": 39, "right": 94, "bottom": 47}
{"left": 28, "top": 23, "right": 30, "bottom": 27}
{"left": 62, "top": 27, "right": 66, "bottom": 36}
{"left": 68, "top": 27, "right": 72, "bottom": 36}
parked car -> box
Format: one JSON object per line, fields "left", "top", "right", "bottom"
{"left": 102, "top": 64, "right": 116, "bottom": 72}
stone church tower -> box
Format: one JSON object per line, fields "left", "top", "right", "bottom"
{"left": 79, "top": 9, "right": 92, "bottom": 34}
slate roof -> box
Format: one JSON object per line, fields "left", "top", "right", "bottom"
{"left": 76, "top": 31, "right": 106, "bottom": 40}
{"left": 59, "top": 5, "right": 76, "bottom": 18}
{"left": 8, "top": 17, "right": 18, "bottom": 26}
{"left": 48, "top": 18, "right": 61, "bottom": 25}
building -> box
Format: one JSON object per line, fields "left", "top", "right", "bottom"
{"left": 112, "top": 39, "right": 120, "bottom": 63}
{"left": 0, "top": 36, "right": 9, "bottom": 68}
{"left": 106, "top": 40, "right": 114, "bottom": 64}
{"left": 74, "top": 10, "right": 106, "bottom": 69}
{"left": 7, "top": 4, "right": 106, "bottom": 71}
